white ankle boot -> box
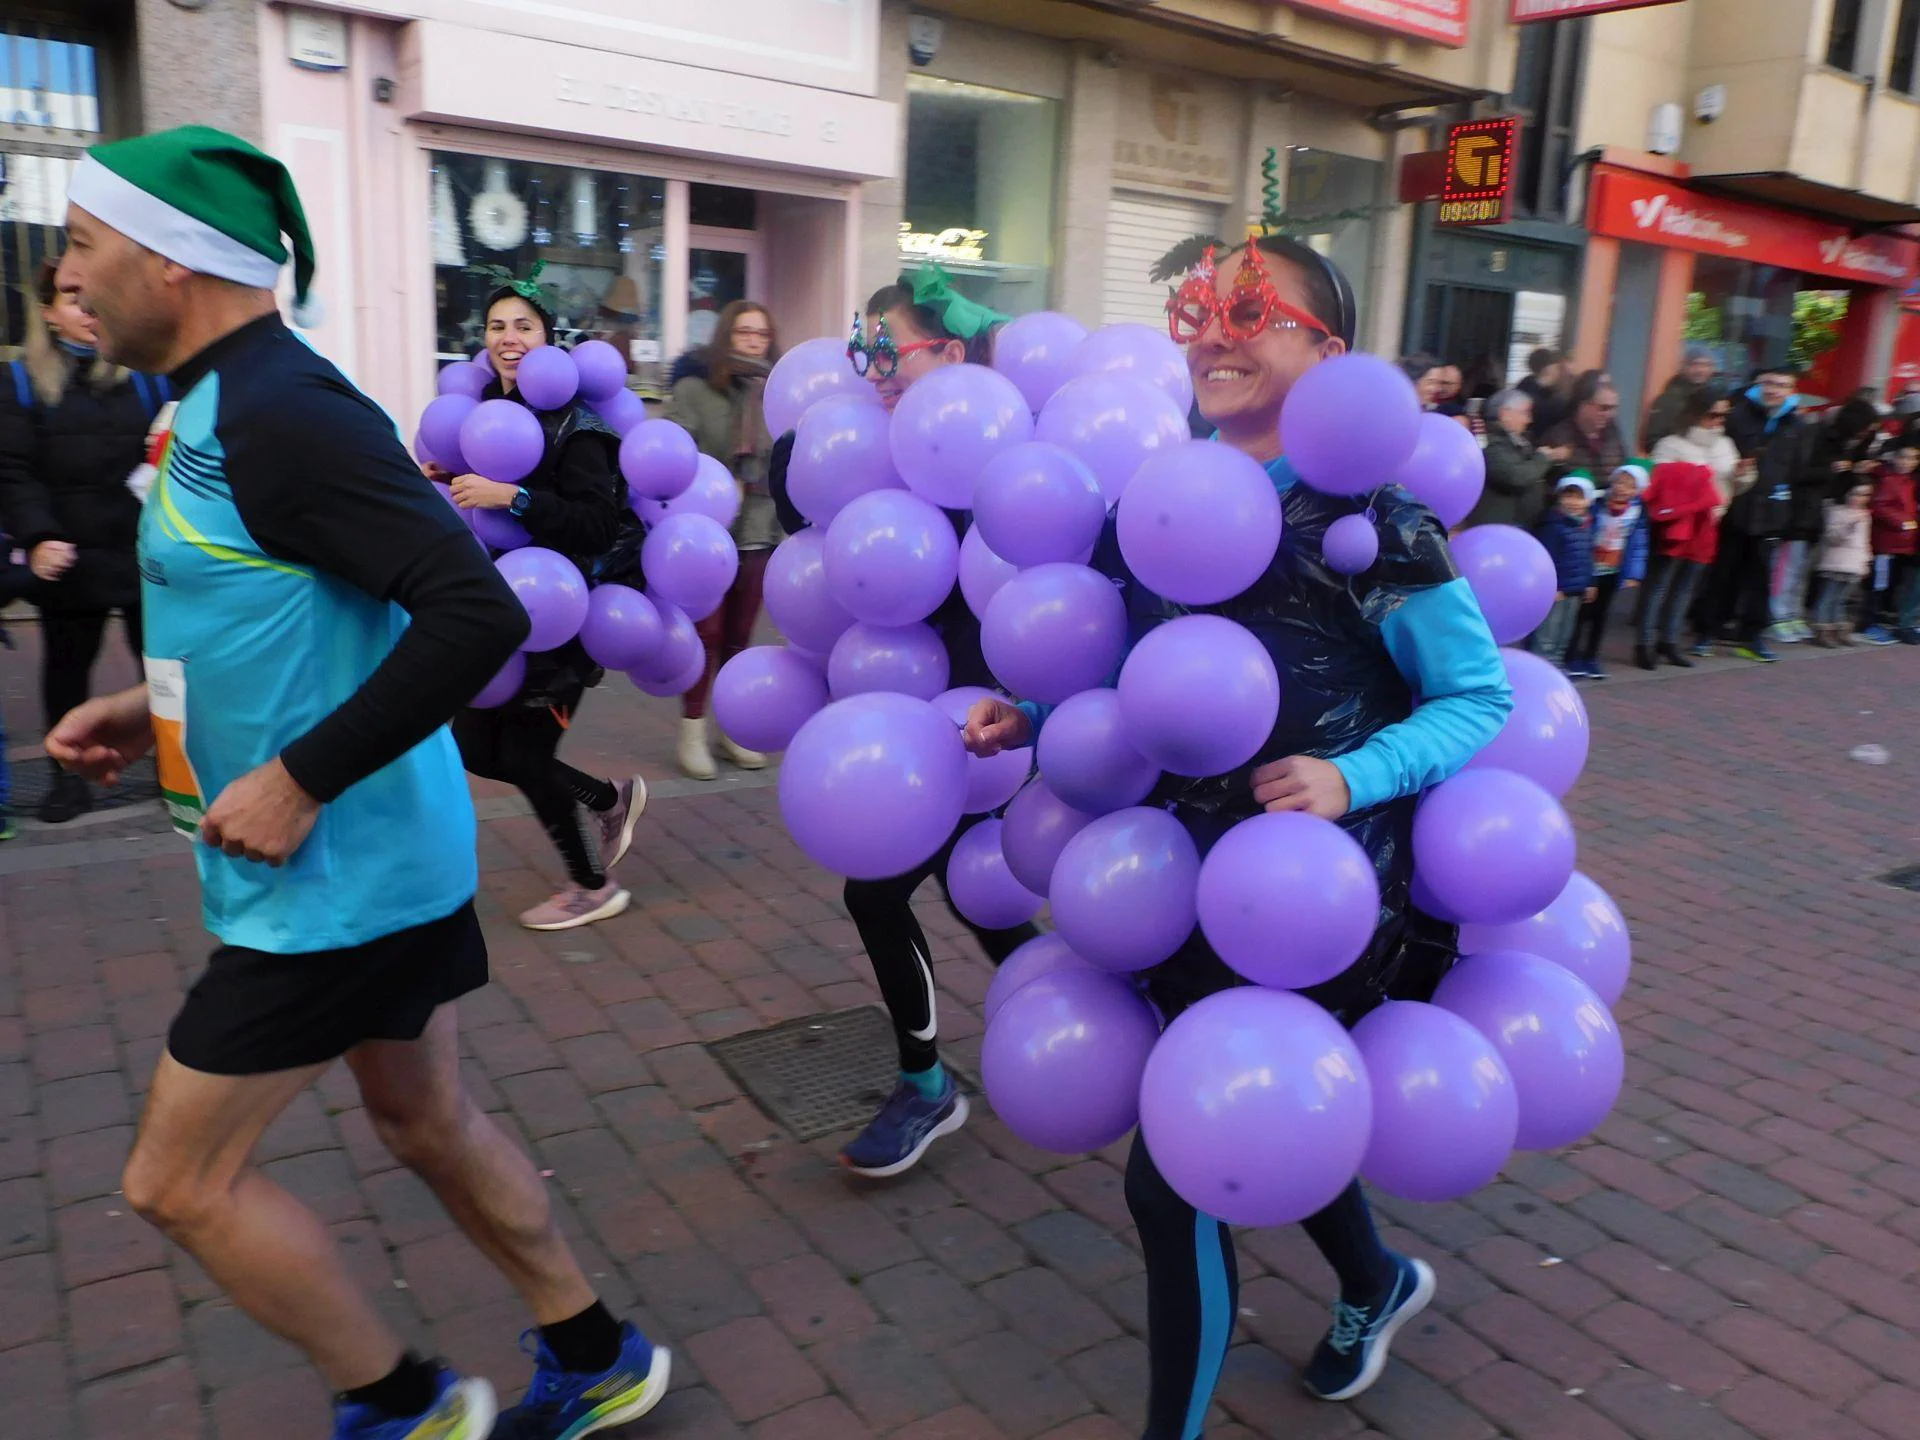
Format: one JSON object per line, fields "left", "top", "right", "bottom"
{"left": 716, "top": 728, "right": 767, "bottom": 770}
{"left": 677, "top": 717, "right": 717, "bottom": 780}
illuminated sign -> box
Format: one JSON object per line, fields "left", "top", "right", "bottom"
{"left": 899, "top": 223, "right": 989, "bottom": 263}
{"left": 1438, "top": 116, "right": 1519, "bottom": 227}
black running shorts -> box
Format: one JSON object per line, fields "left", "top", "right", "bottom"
{"left": 167, "top": 902, "right": 489, "bottom": 1076}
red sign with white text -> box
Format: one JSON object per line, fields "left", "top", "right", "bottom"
{"left": 1281, "top": 0, "right": 1467, "bottom": 49}
{"left": 1588, "top": 166, "right": 1920, "bottom": 289}
{"left": 1511, "top": 0, "right": 1684, "bottom": 21}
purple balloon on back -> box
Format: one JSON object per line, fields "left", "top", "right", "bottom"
{"left": 1035, "top": 374, "right": 1190, "bottom": 505}
{"left": 1354, "top": 1000, "right": 1518, "bottom": 1202}
{"left": 823, "top": 489, "right": 959, "bottom": 626}
{"left": 764, "top": 336, "right": 870, "bottom": 436}
{"left": 469, "top": 507, "right": 531, "bottom": 553}
{"left": 890, "top": 363, "right": 1034, "bottom": 511}
{"left": 497, "top": 546, "right": 589, "bottom": 652}
{"left": 958, "top": 525, "right": 1019, "bottom": 620}
{"left": 1036, "top": 688, "right": 1158, "bottom": 815}
{"left": 932, "top": 686, "right": 1031, "bottom": 815}
{"left": 515, "top": 346, "right": 580, "bottom": 411}
{"left": 638, "top": 453, "right": 741, "bottom": 529}
{"left": 1117, "top": 615, "right": 1279, "bottom": 777}
{"left": 1117, "top": 443, "right": 1283, "bottom": 606}
{"left": 643, "top": 512, "right": 739, "bottom": 620}
{"left": 438, "top": 359, "right": 490, "bottom": 401}
{"left": 592, "top": 387, "right": 647, "bottom": 437}
{"left": 1413, "top": 768, "right": 1576, "bottom": 925}
{"left": 621, "top": 419, "right": 700, "bottom": 501}
{"left": 993, "top": 311, "right": 1089, "bottom": 412}
{"left": 1464, "top": 648, "right": 1590, "bottom": 798}
{"left": 571, "top": 340, "right": 629, "bottom": 403}
{"left": 1459, "top": 870, "right": 1632, "bottom": 1007}
{"left": 1323, "top": 512, "right": 1380, "bottom": 574}
{"left": 630, "top": 643, "right": 707, "bottom": 698}
{"left": 1196, "top": 812, "right": 1381, "bottom": 991}
{"left": 460, "top": 399, "right": 546, "bottom": 484}
{"left": 1434, "top": 950, "right": 1623, "bottom": 1151}
{"left": 828, "top": 621, "right": 950, "bottom": 701}
{"left": 1049, "top": 806, "right": 1199, "bottom": 973}
{"left": 1451, "top": 524, "right": 1557, "bottom": 645}
{"left": 420, "top": 394, "right": 477, "bottom": 473}
{"left": 947, "top": 819, "right": 1045, "bottom": 930}
{"left": 1396, "top": 412, "right": 1486, "bottom": 529}
{"left": 632, "top": 599, "right": 702, "bottom": 683}
{"left": 764, "top": 529, "right": 856, "bottom": 653}
{"left": 971, "top": 442, "right": 1107, "bottom": 569}
{"left": 983, "top": 933, "right": 1101, "bottom": 1025}
{"left": 712, "top": 645, "right": 830, "bottom": 754}
{"left": 788, "top": 393, "right": 900, "bottom": 525}
{"left": 981, "top": 563, "right": 1127, "bottom": 706}
{"left": 470, "top": 650, "right": 526, "bottom": 709}
{"left": 983, "top": 971, "right": 1161, "bottom": 1154}
{"left": 471, "top": 346, "right": 494, "bottom": 377}
{"left": 1065, "top": 323, "right": 1194, "bottom": 413}
{"left": 1001, "top": 778, "right": 1097, "bottom": 896}
{"left": 578, "top": 584, "right": 664, "bottom": 673}
{"left": 1280, "top": 354, "right": 1422, "bottom": 497}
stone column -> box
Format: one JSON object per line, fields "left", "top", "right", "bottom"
{"left": 134, "top": 0, "right": 263, "bottom": 142}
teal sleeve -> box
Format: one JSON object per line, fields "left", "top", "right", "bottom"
{"left": 1013, "top": 700, "right": 1053, "bottom": 749}
{"left": 1330, "top": 579, "right": 1513, "bottom": 812}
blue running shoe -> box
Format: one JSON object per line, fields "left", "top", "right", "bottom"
{"left": 1302, "top": 1255, "right": 1436, "bottom": 1402}
{"left": 495, "top": 1322, "right": 671, "bottom": 1440}
{"left": 839, "top": 1073, "right": 970, "bottom": 1178}
{"left": 333, "top": 1367, "right": 495, "bottom": 1440}
{"left": 1861, "top": 625, "right": 1899, "bottom": 646}
{"left": 1689, "top": 640, "right": 1716, "bottom": 659}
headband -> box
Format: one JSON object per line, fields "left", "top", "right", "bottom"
{"left": 906, "top": 262, "right": 1009, "bottom": 342}
{"left": 471, "top": 259, "right": 562, "bottom": 317}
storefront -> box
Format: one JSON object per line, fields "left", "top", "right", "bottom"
{"left": 1407, "top": 224, "right": 1583, "bottom": 388}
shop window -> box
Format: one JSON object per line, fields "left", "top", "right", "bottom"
{"left": 902, "top": 75, "right": 1057, "bottom": 315}
{"left": 1283, "top": 148, "right": 1382, "bottom": 334}
{"left": 1892, "top": 0, "right": 1920, "bottom": 94}
{"left": 430, "top": 151, "right": 666, "bottom": 394}
{"left": 690, "top": 183, "right": 756, "bottom": 231}
{"left": 1827, "top": 0, "right": 1865, "bottom": 73}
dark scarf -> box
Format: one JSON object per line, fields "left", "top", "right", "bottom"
{"left": 731, "top": 353, "right": 772, "bottom": 463}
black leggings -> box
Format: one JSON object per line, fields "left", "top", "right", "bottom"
{"left": 1566, "top": 572, "right": 1621, "bottom": 663}
{"left": 842, "top": 815, "right": 1040, "bottom": 1074}
{"left": 42, "top": 606, "right": 142, "bottom": 729}
{"left": 453, "top": 701, "right": 616, "bottom": 889}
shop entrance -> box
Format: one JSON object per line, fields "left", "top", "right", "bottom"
{"left": 1420, "top": 284, "right": 1513, "bottom": 381}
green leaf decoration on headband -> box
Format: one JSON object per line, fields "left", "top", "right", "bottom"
{"left": 906, "top": 262, "right": 1009, "bottom": 341}
{"left": 468, "top": 259, "right": 562, "bottom": 315}
{"left": 1150, "top": 235, "right": 1227, "bottom": 284}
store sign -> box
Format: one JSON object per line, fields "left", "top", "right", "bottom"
{"left": 899, "top": 224, "right": 989, "bottom": 263}
{"left": 1113, "top": 70, "right": 1238, "bottom": 200}
{"left": 1588, "top": 165, "right": 1920, "bottom": 288}
{"left": 1437, "top": 117, "right": 1519, "bottom": 227}
{"left": 1279, "top": 1, "right": 1468, "bottom": 49}
{"left": 1511, "top": 0, "right": 1685, "bottom": 21}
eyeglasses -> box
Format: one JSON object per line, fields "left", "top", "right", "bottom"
{"left": 1706, "top": 410, "right": 1730, "bottom": 421}
{"left": 846, "top": 313, "right": 949, "bottom": 380}
{"left": 1165, "top": 244, "right": 1330, "bottom": 346}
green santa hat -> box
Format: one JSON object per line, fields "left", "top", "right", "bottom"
{"left": 68, "top": 124, "right": 323, "bottom": 328}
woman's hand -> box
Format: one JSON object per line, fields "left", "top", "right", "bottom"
{"left": 962, "top": 697, "right": 1031, "bottom": 757}
{"left": 450, "top": 474, "right": 521, "bottom": 511}
{"left": 1250, "top": 755, "right": 1351, "bottom": 820}
{"left": 29, "top": 540, "right": 76, "bottom": 582}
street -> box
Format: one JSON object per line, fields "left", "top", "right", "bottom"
{"left": 1, "top": 624, "right": 1918, "bottom": 1440}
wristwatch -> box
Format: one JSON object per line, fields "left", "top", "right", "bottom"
{"left": 509, "top": 486, "right": 531, "bottom": 518}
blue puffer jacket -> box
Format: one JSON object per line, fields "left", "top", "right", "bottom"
{"left": 1536, "top": 508, "right": 1595, "bottom": 594}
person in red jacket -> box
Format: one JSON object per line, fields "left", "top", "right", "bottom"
{"left": 1634, "top": 459, "right": 1722, "bottom": 668}
{"left": 1864, "top": 444, "right": 1920, "bottom": 643}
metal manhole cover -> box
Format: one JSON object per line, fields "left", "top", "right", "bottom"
{"left": 708, "top": 1006, "right": 970, "bottom": 1142}
{"left": 1879, "top": 865, "right": 1920, "bottom": 893}
{"left": 8, "top": 754, "right": 159, "bottom": 814}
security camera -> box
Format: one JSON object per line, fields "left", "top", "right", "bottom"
{"left": 908, "top": 14, "right": 944, "bottom": 67}
{"left": 1695, "top": 85, "right": 1726, "bottom": 124}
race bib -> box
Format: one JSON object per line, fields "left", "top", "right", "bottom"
{"left": 144, "top": 657, "right": 204, "bottom": 838}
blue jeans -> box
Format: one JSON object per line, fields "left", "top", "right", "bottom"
{"left": 1771, "top": 539, "right": 1812, "bottom": 623}
{"left": 1811, "top": 574, "right": 1858, "bottom": 626}
{"left": 1532, "top": 595, "right": 1582, "bottom": 664}
{"left": 1636, "top": 553, "right": 1701, "bottom": 648}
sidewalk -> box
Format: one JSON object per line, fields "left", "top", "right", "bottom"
{"left": 1, "top": 618, "right": 1918, "bottom": 1438}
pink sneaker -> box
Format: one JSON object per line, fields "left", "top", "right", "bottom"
{"left": 596, "top": 775, "right": 647, "bottom": 870}
{"left": 519, "top": 881, "right": 631, "bottom": 931}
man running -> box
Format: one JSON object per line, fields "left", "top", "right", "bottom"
{"left": 49, "top": 125, "right": 667, "bottom": 1440}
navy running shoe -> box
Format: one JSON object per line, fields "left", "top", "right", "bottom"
{"left": 1302, "top": 1255, "right": 1436, "bottom": 1402}
{"left": 839, "top": 1073, "right": 969, "bottom": 1178}
{"left": 332, "top": 1367, "right": 495, "bottom": 1440}
{"left": 494, "top": 1321, "right": 670, "bottom": 1440}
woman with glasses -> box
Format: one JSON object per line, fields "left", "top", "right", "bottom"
{"left": 1640, "top": 386, "right": 1745, "bottom": 667}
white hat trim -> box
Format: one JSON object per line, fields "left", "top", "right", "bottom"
{"left": 69, "top": 156, "right": 283, "bottom": 290}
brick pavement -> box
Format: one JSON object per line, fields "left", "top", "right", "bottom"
{"left": 1, "top": 616, "right": 1918, "bottom": 1439}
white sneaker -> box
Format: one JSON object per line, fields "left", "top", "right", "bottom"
{"left": 519, "top": 881, "right": 631, "bottom": 931}
{"left": 595, "top": 775, "right": 647, "bottom": 870}
{"left": 677, "top": 717, "right": 717, "bottom": 780}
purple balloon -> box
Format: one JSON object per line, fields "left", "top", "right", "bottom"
{"left": 1280, "top": 354, "right": 1422, "bottom": 497}
{"left": 643, "top": 511, "right": 740, "bottom": 620}
{"left": 1323, "top": 512, "right": 1381, "bottom": 575}
{"left": 983, "top": 933, "right": 1102, "bottom": 1025}
{"left": 632, "top": 600, "right": 702, "bottom": 685}
{"left": 827, "top": 621, "right": 950, "bottom": 701}
{"left": 469, "top": 506, "right": 531, "bottom": 553}
{"left": 788, "top": 393, "right": 901, "bottom": 524}
{"left": 438, "top": 359, "right": 490, "bottom": 401}
{"left": 778, "top": 693, "right": 969, "bottom": 880}
{"left": 630, "top": 642, "right": 707, "bottom": 698}
{"left": 1035, "top": 374, "right": 1190, "bottom": 505}
{"left": 497, "top": 546, "right": 589, "bottom": 652}
{"left": 420, "top": 394, "right": 477, "bottom": 473}
{"left": 982, "top": 971, "right": 1161, "bottom": 1154}
{"left": 932, "top": 687, "right": 1031, "bottom": 815}
{"left": 993, "top": 311, "right": 1089, "bottom": 413}
{"left": 571, "top": 340, "right": 629, "bottom": 403}
{"left": 638, "top": 453, "right": 742, "bottom": 529}
{"left": 471, "top": 347, "right": 494, "bottom": 377}
{"left": 578, "top": 584, "right": 665, "bottom": 672}
{"left": 1050, "top": 806, "right": 1199, "bottom": 972}
{"left": 1464, "top": 648, "right": 1589, "bottom": 798}
{"left": 1064, "top": 323, "right": 1194, "bottom": 413}
{"left": 1413, "top": 769, "right": 1576, "bottom": 925}
{"left": 470, "top": 650, "right": 526, "bottom": 709}
{"left": 1410, "top": 868, "right": 1467, "bottom": 925}
{"left": 1354, "top": 1000, "right": 1519, "bottom": 1202}
{"left": 1451, "top": 524, "right": 1557, "bottom": 645}
{"left": 890, "top": 363, "right": 1034, "bottom": 510}
{"left": 981, "top": 563, "right": 1127, "bottom": 706}
{"left": 958, "top": 525, "right": 1019, "bottom": 620}
{"left": 1139, "top": 988, "right": 1373, "bottom": 1227}
{"left": 1396, "top": 413, "right": 1486, "bottom": 529}
{"left": 1036, "top": 688, "right": 1159, "bottom": 814}
{"left": 515, "top": 346, "right": 580, "bottom": 411}
{"left": 971, "top": 442, "right": 1107, "bottom": 569}
{"left": 429, "top": 479, "right": 457, "bottom": 510}
{"left": 764, "top": 336, "right": 871, "bottom": 436}
{"left": 1195, "top": 812, "right": 1381, "bottom": 990}
{"left": 1116, "top": 615, "right": 1279, "bottom": 778}
{"left": 592, "top": 387, "right": 647, "bottom": 437}
{"left": 621, "top": 419, "right": 700, "bottom": 501}
{"left": 712, "top": 645, "right": 830, "bottom": 754}
{"left": 1001, "top": 779, "right": 1097, "bottom": 896}
{"left": 1459, "top": 871, "right": 1632, "bottom": 1007}
{"left": 1117, "top": 443, "right": 1283, "bottom": 606}
{"left": 460, "top": 399, "right": 546, "bottom": 484}
{"left": 823, "top": 489, "right": 959, "bottom": 626}
{"left": 764, "top": 530, "right": 856, "bottom": 653}
{"left": 1434, "top": 950, "right": 1624, "bottom": 1151}
{"left": 947, "top": 819, "right": 1045, "bottom": 930}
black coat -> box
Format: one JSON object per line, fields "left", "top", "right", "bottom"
{"left": 1725, "top": 394, "right": 1818, "bottom": 540}
{"left": 0, "top": 366, "right": 156, "bottom": 611}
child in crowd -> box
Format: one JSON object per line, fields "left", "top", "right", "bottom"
{"left": 1810, "top": 481, "right": 1873, "bottom": 647}
{"left": 1864, "top": 445, "right": 1919, "bottom": 645}
{"left": 1533, "top": 475, "right": 1596, "bottom": 667}
{"left": 1564, "top": 464, "right": 1648, "bottom": 679}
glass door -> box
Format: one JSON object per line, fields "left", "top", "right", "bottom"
{"left": 686, "top": 227, "right": 762, "bottom": 350}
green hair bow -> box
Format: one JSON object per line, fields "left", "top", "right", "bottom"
{"left": 470, "top": 259, "right": 562, "bottom": 315}
{"left": 907, "top": 262, "right": 1009, "bottom": 342}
